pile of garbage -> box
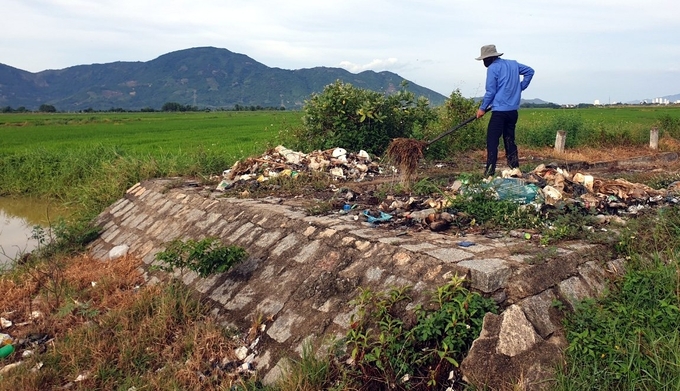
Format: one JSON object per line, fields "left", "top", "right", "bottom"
{"left": 497, "top": 164, "right": 679, "bottom": 214}
{"left": 216, "top": 145, "right": 381, "bottom": 190}
{"left": 356, "top": 164, "right": 679, "bottom": 232}
{"left": 213, "top": 146, "right": 679, "bottom": 232}
{"left": 1, "top": 312, "right": 49, "bottom": 375}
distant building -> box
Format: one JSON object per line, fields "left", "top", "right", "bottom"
{"left": 594, "top": 99, "right": 601, "bottom": 105}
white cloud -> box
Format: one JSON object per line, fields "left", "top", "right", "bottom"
{"left": 1, "top": 0, "right": 679, "bottom": 103}
{"left": 339, "top": 58, "right": 400, "bottom": 73}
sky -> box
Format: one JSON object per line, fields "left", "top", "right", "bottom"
{"left": 2, "top": 0, "right": 680, "bottom": 105}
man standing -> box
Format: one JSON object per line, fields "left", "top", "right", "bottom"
{"left": 475, "top": 44, "right": 534, "bottom": 177}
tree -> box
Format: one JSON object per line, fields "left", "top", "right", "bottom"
{"left": 162, "top": 102, "right": 183, "bottom": 112}
{"left": 38, "top": 104, "right": 57, "bottom": 113}
{"left": 292, "top": 80, "right": 436, "bottom": 155}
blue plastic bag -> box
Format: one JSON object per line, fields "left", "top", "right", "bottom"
{"left": 363, "top": 210, "right": 393, "bottom": 224}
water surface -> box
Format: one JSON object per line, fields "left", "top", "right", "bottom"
{"left": 0, "top": 197, "right": 69, "bottom": 269}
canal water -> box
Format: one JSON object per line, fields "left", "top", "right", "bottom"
{"left": 0, "top": 197, "right": 69, "bottom": 270}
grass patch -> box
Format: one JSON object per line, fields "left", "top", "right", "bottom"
{"left": 555, "top": 205, "right": 680, "bottom": 390}
{"left": 555, "top": 256, "right": 680, "bottom": 390}
{"left": 0, "top": 255, "right": 247, "bottom": 391}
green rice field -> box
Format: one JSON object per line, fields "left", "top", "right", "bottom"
{"left": 0, "top": 106, "right": 678, "bottom": 214}
{"left": 0, "top": 111, "right": 303, "bottom": 157}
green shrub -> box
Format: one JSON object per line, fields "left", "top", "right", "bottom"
{"left": 345, "top": 277, "right": 497, "bottom": 389}
{"left": 291, "top": 80, "right": 436, "bottom": 155}
{"left": 154, "top": 237, "right": 247, "bottom": 277}
{"left": 421, "top": 90, "right": 484, "bottom": 159}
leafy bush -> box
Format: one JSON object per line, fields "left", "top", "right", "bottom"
{"left": 421, "top": 90, "right": 484, "bottom": 159}
{"left": 155, "top": 237, "right": 247, "bottom": 277}
{"left": 291, "top": 80, "right": 436, "bottom": 155}
{"left": 345, "top": 277, "right": 497, "bottom": 389}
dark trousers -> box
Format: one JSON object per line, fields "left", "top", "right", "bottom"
{"left": 485, "top": 110, "right": 519, "bottom": 176}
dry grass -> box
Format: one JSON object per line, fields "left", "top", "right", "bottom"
{"left": 0, "top": 255, "right": 245, "bottom": 391}
{"left": 385, "top": 138, "right": 427, "bottom": 186}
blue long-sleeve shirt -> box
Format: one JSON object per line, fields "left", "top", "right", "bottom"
{"left": 480, "top": 58, "right": 534, "bottom": 112}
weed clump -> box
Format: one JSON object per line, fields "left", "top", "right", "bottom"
{"left": 154, "top": 237, "right": 247, "bottom": 278}
{"left": 343, "top": 276, "right": 497, "bottom": 390}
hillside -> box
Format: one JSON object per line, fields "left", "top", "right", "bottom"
{"left": 0, "top": 47, "right": 447, "bottom": 111}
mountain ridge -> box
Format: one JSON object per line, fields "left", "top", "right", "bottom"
{"left": 0, "top": 47, "right": 447, "bottom": 111}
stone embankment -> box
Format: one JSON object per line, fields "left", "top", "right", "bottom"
{"left": 89, "top": 178, "right": 625, "bottom": 390}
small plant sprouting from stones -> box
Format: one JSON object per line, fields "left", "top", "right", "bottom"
{"left": 344, "top": 276, "right": 498, "bottom": 389}
{"left": 154, "top": 237, "right": 247, "bottom": 277}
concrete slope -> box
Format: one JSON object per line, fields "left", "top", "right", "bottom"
{"left": 89, "top": 178, "right": 625, "bottom": 389}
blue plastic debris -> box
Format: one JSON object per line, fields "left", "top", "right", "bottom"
{"left": 457, "top": 241, "right": 476, "bottom": 247}
{"left": 363, "top": 210, "right": 393, "bottom": 224}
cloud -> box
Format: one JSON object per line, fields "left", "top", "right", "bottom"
{"left": 2, "top": 0, "right": 679, "bottom": 103}
{"left": 338, "top": 58, "right": 400, "bottom": 73}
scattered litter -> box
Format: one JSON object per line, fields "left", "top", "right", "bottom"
{"left": 31, "top": 361, "right": 43, "bottom": 373}
{"left": 488, "top": 178, "right": 539, "bottom": 204}
{"left": 457, "top": 241, "right": 476, "bottom": 247}
{"left": 216, "top": 148, "right": 677, "bottom": 235}
{"left": 0, "top": 333, "right": 12, "bottom": 345}
{"left": 0, "top": 344, "right": 14, "bottom": 359}
{"left": 0, "top": 360, "right": 22, "bottom": 374}
{"left": 234, "top": 346, "right": 248, "bottom": 361}
{"left": 0, "top": 318, "right": 11, "bottom": 329}
{"left": 363, "top": 210, "right": 393, "bottom": 224}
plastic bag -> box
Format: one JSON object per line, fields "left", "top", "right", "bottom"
{"left": 490, "top": 178, "right": 539, "bottom": 204}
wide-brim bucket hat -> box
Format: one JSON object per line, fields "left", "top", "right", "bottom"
{"left": 475, "top": 44, "right": 504, "bottom": 60}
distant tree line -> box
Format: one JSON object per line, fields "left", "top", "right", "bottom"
{"left": 2, "top": 104, "right": 58, "bottom": 113}
{"left": 1, "top": 102, "right": 288, "bottom": 113}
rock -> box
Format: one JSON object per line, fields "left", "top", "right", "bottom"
{"left": 108, "top": 244, "right": 129, "bottom": 261}
{"left": 497, "top": 305, "right": 541, "bottom": 357}
{"left": 461, "top": 307, "right": 563, "bottom": 391}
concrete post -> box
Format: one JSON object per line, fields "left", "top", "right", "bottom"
{"left": 554, "top": 130, "right": 566, "bottom": 154}
{"left": 650, "top": 127, "right": 659, "bottom": 150}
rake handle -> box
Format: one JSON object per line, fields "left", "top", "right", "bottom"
{"left": 425, "top": 106, "right": 490, "bottom": 147}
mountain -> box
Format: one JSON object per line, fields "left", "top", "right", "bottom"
{"left": 0, "top": 47, "right": 447, "bottom": 111}
{"left": 521, "top": 98, "right": 550, "bottom": 105}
